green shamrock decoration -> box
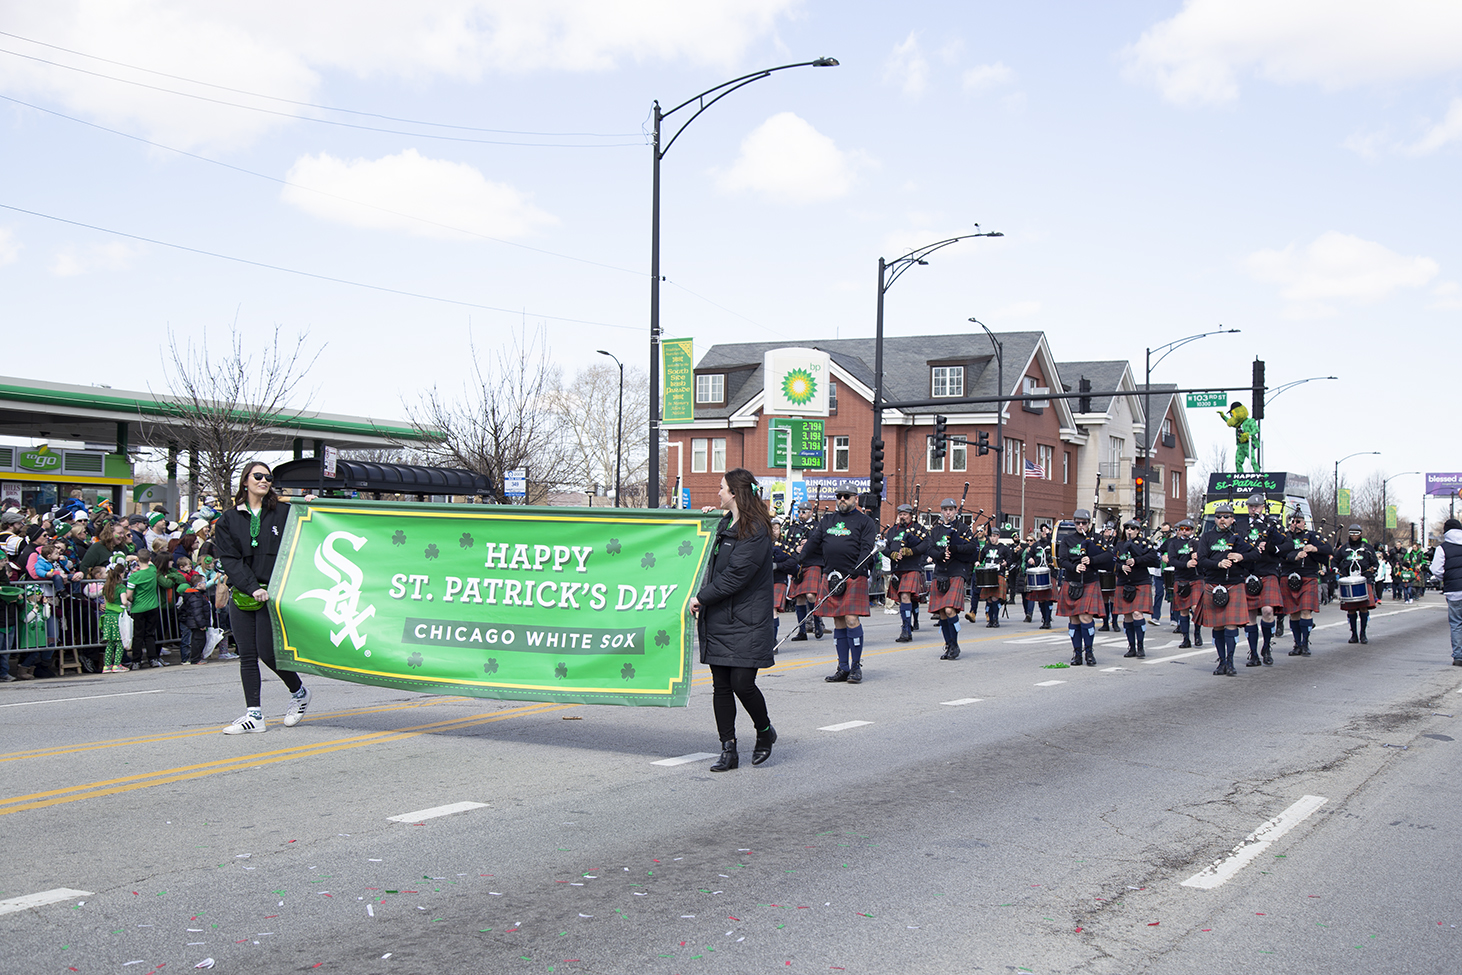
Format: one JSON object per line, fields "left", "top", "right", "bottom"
{"left": 407, "top": 652, "right": 423, "bottom": 668}
{"left": 641, "top": 552, "right": 655, "bottom": 568}
{"left": 606, "top": 538, "right": 622, "bottom": 555}
{"left": 391, "top": 530, "right": 406, "bottom": 546}
{"left": 654, "top": 630, "right": 670, "bottom": 646}
{"left": 459, "top": 532, "right": 474, "bottom": 549}
{"left": 677, "top": 540, "right": 693, "bottom": 557}
{"left": 424, "top": 543, "right": 440, "bottom": 559}
{"left": 483, "top": 659, "right": 498, "bottom": 675}
{"left": 621, "top": 662, "right": 635, "bottom": 680}
{"left": 554, "top": 662, "right": 568, "bottom": 679}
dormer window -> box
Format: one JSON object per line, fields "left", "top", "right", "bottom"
{"left": 696, "top": 374, "right": 725, "bottom": 404}
{"left": 931, "top": 365, "right": 964, "bottom": 397}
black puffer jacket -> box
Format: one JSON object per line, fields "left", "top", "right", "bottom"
{"left": 214, "top": 502, "right": 291, "bottom": 595}
{"left": 696, "top": 516, "right": 774, "bottom": 669}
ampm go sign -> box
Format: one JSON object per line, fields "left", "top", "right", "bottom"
{"left": 17, "top": 445, "right": 61, "bottom": 473}
{"left": 763, "top": 347, "right": 831, "bottom": 417}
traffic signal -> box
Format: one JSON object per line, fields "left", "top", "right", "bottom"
{"left": 976, "top": 431, "right": 990, "bottom": 456}
{"left": 1134, "top": 472, "right": 1146, "bottom": 514}
{"left": 1078, "top": 377, "right": 1092, "bottom": 413}
{"left": 932, "top": 415, "right": 947, "bottom": 461}
{"left": 1252, "top": 359, "right": 1266, "bottom": 419}
{"left": 870, "top": 437, "right": 886, "bottom": 497}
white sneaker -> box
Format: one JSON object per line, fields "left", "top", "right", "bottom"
{"left": 223, "top": 713, "right": 266, "bottom": 735}
{"left": 282, "top": 687, "right": 311, "bottom": 727}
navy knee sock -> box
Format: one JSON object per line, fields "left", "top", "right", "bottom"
{"left": 1246, "top": 624, "right": 1259, "bottom": 654}
{"left": 834, "top": 628, "right": 849, "bottom": 670}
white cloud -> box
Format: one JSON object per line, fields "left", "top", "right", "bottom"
{"left": 1124, "top": 0, "right": 1462, "bottom": 106}
{"left": 962, "top": 62, "right": 1013, "bottom": 94}
{"left": 1429, "top": 281, "right": 1462, "bottom": 310}
{"left": 0, "top": 1, "right": 799, "bottom": 150}
{"left": 49, "top": 241, "right": 143, "bottom": 277}
{"left": 715, "top": 113, "right": 866, "bottom": 204}
{"left": 0, "top": 229, "right": 20, "bottom": 266}
{"left": 1243, "top": 232, "right": 1438, "bottom": 316}
{"left": 282, "top": 149, "right": 556, "bottom": 239}
{"left": 884, "top": 32, "right": 930, "bottom": 95}
{"left": 1405, "top": 97, "right": 1462, "bottom": 154}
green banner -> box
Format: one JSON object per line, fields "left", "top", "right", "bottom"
{"left": 268, "top": 500, "right": 722, "bottom": 707}
{"left": 662, "top": 337, "right": 694, "bottom": 425}
{"left": 1386, "top": 504, "right": 1397, "bottom": 529}
{"left": 1338, "top": 488, "right": 1351, "bottom": 517}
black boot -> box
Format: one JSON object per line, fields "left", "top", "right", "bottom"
{"left": 895, "top": 623, "right": 912, "bottom": 643}
{"left": 1262, "top": 648, "right": 1273, "bottom": 665}
{"left": 910, "top": 614, "right": 920, "bottom": 631}
{"left": 1194, "top": 626, "right": 1204, "bottom": 647}
{"left": 813, "top": 616, "right": 825, "bottom": 639}
{"left": 751, "top": 726, "right": 777, "bottom": 766}
{"left": 1071, "top": 651, "right": 1083, "bottom": 666}
{"left": 944, "top": 644, "right": 960, "bottom": 660}
{"left": 789, "top": 629, "right": 808, "bottom": 642}
{"left": 1084, "top": 650, "right": 1096, "bottom": 667}
{"left": 710, "top": 739, "right": 738, "bottom": 772}
{"left": 1246, "top": 651, "right": 1261, "bottom": 667}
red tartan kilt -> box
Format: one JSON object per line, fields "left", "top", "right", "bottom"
{"left": 978, "top": 576, "right": 1007, "bottom": 602}
{"left": 927, "top": 575, "right": 966, "bottom": 615}
{"left": 1341, "top": 591, "right": 1379, "bottom": 612}
{"left": 1171, "top": 578, "right": 1203, "bottom": 612}
{"left": 1026, "top": 587, "right": 1055, "bottom": 602}
{"left": 772, "top": 581, "right": 793, "bottom": 613}
{"left": 818, "top": 573, "right": 870, "bottom": 617}
{"left": 1113, "top": 581, "right": 1152, "bottom": 614}
{"left": 1280, "top": 576, "right": 1319, "bottom": 615}
{"left": 1244, "top": 575, "right": 1283, "bottom": 609}
{"left": 788, "top": 566, "right": 821, "bottom": 600}
{"left": 1057, "top": 582, "right": 1105, "bottom": 617}
{"left": 1203, "top": 583, "right": 1250, "bottom": 629}
{"left": 895, "top": 570, "right": 925, "bottom": 597}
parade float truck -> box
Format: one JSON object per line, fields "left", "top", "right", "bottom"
{"left": 1200, "top": 471, "right": 1315, "bottom": 535}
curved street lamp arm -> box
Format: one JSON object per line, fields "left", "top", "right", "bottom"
{"left": 1265, "top": 375, "right": 1337, "bottom": 403}
{"left": 1382, "top": 470, "right": 1421, "bottom": 485}
{"left": 883, "top": 229, "right": 1003, "bottom": 292}
{"left": 1148, "top": 327, "right": 1241, "bottom": 372}
{"left": 659, "top": 58, "right": 838, "bottom": 158}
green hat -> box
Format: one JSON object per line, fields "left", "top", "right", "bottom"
{"left": 0, "top": 586, "right": 21, "bottom": 603}
{"left": 147, "top": 512, "right": 166, "bottom": 528}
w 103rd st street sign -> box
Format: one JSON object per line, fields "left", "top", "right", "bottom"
{"left": 1185, "top": 391, "right": 1229, "bottom": 409}
{"left": 269, "top": 500, "right": 722, "bottom": 707}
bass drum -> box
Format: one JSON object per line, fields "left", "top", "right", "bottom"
{"left": 1162, "top": 566, "right": 1175, "bottom": 590}
{"left": 1098, "top": 570, "right": 1117, "bottom": 594}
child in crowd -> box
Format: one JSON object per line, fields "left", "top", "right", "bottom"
{"left": 176, "top": 556, "right": 211, "bottom": 664}
{"left": 100, "top": 562, "right": 128, "bottom": 673}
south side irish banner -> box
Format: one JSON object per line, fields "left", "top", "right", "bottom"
{"left": 268, "top": 500, "right": 723, "bottom": 707}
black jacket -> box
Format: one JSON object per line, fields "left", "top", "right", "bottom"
{"left": 213, "top": 502, "right": 292, "bottom": 595}
{"left": 929, "top": 521, "right": 979, "bottom": 580}
{"left": 1166, "top": 535, "right": 1202, "bottom": 582}
{"left": 696, "top": 517, "right": 774, "bottom": 669}
{"left": 883, "top": 522, "right": 930, "bottom": 574}
{"left": 1333, "top": 540, "right": 1379, "bottom": 579}
{"left": 1243, "top": 520, "right": 1288, "bottom": 577}
{"left": 802, "top": 508, "right": 877, "bottom": 577}
{"left": 1197, "top": 527, "right": 1254, "bottom": 585}
{"left": 1057, "top": 532, "right": 1111, "bottom": 585}
{"left": 771, "top": 538, "right": 800, "bottom": 586}
{"left": 1276, "top": 530, "right": 1332, "bottom": 578}
{"left": 1115, "top": 538, "right": 1160, "bottom": 581}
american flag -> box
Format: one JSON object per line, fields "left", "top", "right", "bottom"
{"left": 1024, "top": 459, "right": 1045, "bottom": 479}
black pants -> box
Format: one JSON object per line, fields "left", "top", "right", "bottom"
{"left": 709, "top": 664, "right": 769, "bottom": 743}
{"left": 228, "top": 603, "right": 301, "bottom": 709}
{"left": 130, "top": 608, "right": 160, "bottom": 664}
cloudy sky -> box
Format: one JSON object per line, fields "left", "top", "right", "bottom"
{"left": 1, "top": 1, "right": 1457, "bottom": 521}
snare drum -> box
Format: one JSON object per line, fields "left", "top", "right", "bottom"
{"left": 1099, "top": 570, "right": 1117, "bottom": 594}
{"left": 1162, "top": 565, "right": 1175, "bottom": 590}
{"left": 1026, "top": 565, "right": 1052, "bottom": 591}
{"left": 974, "top": 566, "right": 1002, "bottom": 589}
{"left": 1338, "top": 574, "right": 1371, "bottom": 608}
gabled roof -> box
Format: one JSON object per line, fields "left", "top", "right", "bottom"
{"left": 694, "top": 332, "right": 1050, "bottom": 420}
{"left": 1053, "top": 360, "right": 1135, "bottom": 416}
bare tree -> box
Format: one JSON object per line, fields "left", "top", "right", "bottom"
{"left": 551, "top": 362, "right": 650, "bottom": 505}
{"left": 407, "top": 325, "right": 574, "bottom": 503}
{"left": 150, "top": 321, "right": 321, "bottom": 502}
{"left": 1186, "top": 443, "right": 1229, "bottom": 515}
{"left": 340, "top": 446, "right": 427, "bottom": 465}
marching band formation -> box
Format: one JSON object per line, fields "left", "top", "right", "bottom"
{"left": 767, "top": 487, "right": 1434, "bottom": 681}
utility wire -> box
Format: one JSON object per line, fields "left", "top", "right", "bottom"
{"left": 0, "top": 47, "right": 644, "bottom": 147}
{"left": 0, "top": 202, "right": 644, "bottom": 332}
{"left": 0, "top": 28, "right": 639, "bottom": 137}
{"left": 0, "top": 93, "right": 644, "bottom": 278}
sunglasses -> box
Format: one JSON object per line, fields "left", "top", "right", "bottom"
{"left": 250, "top": 472, "right": 274, "bottom": 482}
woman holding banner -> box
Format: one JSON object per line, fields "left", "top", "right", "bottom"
{"left": 213, "top": 461, "right": 313, "bottom": 735}
{"left": 689, "top": 467, "right": 777, "bottom": 772}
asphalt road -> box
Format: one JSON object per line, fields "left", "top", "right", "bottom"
{"left": 1, "top": 596, "right": 1459, "bottom": 975}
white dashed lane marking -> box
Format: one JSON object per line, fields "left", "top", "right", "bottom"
{"left": 1181, "top": 795, "right": 1328, "bottom": 890}
{"left": 818, "top": 720, "right": 873, "bottom": 732}
{"left": 386, "top": 801, "right": 488, "bottom": 823}
{"left": 940, "top": 698, "right": 984, "bottom": 706}
{"left": 0, "top": 888, "right": 93, "bottom": 916}
{"left": 651, "top": 753, "right": 718, "bottom": 767}
{"left": 1034, "top": 679, "right": 1067, "bottom": 687}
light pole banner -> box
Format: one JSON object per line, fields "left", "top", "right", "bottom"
{"left": 763, "top": 347, "right": 831, "bottom": 416}
{"left": 269, "top": 500, "right": 722, "bottom": 708}
{"left": 662, "top": 338, "right": 695, "bottom": 424}
{"left": 1338, "top": 488, "right": 1351, "bottom": 517}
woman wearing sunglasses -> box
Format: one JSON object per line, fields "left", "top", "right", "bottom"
{"left": 212, "top": 461, "right": 313, "bottom": 734}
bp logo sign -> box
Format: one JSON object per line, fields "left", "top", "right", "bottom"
{"left": 780, "top": 368, "right": 817, "bottom": 407}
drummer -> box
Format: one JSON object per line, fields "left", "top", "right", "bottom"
{"left": 928, "top": 499, "right": 979, "bottom": 660}
{"left": 884, "top": 504, "right": 930, "bottom": 643}
{"left": 1057, "top": 508, "right": 1112, "bottom": 666}
{"left": 1197, "top": 502, "right": 1254, "bottom": 676}
{"left": 973, "top": 527, "right": 1012, "bottom": 629}
{"left": 1333, "top": 525, "right": 1380, "bottom": 644}
{"left": 1023, "top": 528, "right": 1056, "bottom": 629}
{"left": 1166, "top": 519, "right": 1204, "bottom": 648}
{"left": 770, "top": 517, "right": 800, "bottom": 645}
{"left": 785, "top": 503, "right": 825, "bottom": 642}
{"left": 1115, "top": 518, "right": 1160, "bottom": 658}
{"left": 1098, "top": 523, "right": 1120, "bottom": 631}
{"left": 1276, "top": 511, "right": 1330, "bottom": 655}
{"left": 1242, "top": 493, "right": 1288, "bottom": 667}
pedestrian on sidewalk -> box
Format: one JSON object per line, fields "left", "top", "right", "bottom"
{"left": 689, "top": 468, "right": 776, "bottom": 772}
{"left": 1430, "top": 518, "right": 1462, "bottom": 666}
{"left": 213, "top": 460, "right": 312, "bottom": 734}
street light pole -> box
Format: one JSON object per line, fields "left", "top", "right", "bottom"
{"left": 869, "top": 229, "right": 1003, "bottom": 518}
{"left": 1334, "top": 450, "right": 1381, "bottom": 538}
{"left": 597, "top": 350, "right": 624, "bottom": 508}
{"left": 1380, "top": 470, "right": 1420, "bottom": 547}
{"left": 1143, "top": 327, "right": 1240, "bottom": 525}
{"left": 971, "top": 318, "right": 1002, "bottom": 528}
{"left": 648, "top": 57, "right": 839, "bottom": 507}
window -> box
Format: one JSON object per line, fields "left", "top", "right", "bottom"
{"left": 931, "top": 366, "right": 964, "bottom": 398}
{"left": 926, "top": 436, "right": 944, "bottom": 472}
{"left": 833, "top": 436, "right": 850, "bottom": 472}
{"left": 695, "top": 374, "right": 724, "bottom": 404}
{"left": 711, "top": 437, "right": 727, "bottom": 473}
{"left": 829, "top": 380, "right": 838, "bottom": 416}
{"left": 691, "top": 438, "right": 708, "bottom": 473}
{"left": 1022, "top": 375, "right": 1049, "bottom": 409}
{"left": 1162, "top": 417, "right": 1172, "bottom": 439}
{"left": 950, "top": 436, "right": 968, "bottom": 472}
{"left": 1038, "top": 444, "right": 1054, "bottom": 480}
{"left": 1172, "top": 470, "right": 1182, "bottom": 498}
{"left": 1108, "top": 435, "right": 1126, "bottom": 461}
{"left": 1063, "top": 451, "right": 1071, "bottom": 485}
{"left": 1003, "top": 437, "right": 1025, "bottom": 476}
